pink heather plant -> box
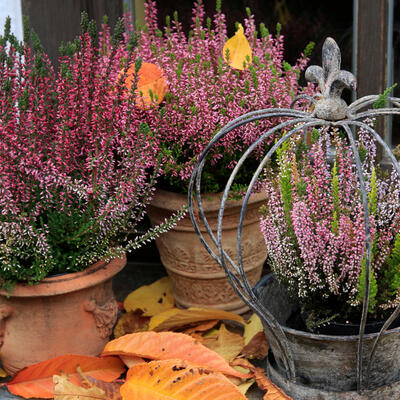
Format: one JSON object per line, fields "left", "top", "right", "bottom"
{"left": 0, "top": 15, "right": 182, "bottom": 288}
{"left": 137, "top": 0, "right": 314, "bottom": 193}
{"left": 260, "top": 128, "right": 400, "bottom": 322}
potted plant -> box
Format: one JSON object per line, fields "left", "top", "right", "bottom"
{"left": 0, "top": 15, "right": 182, "bottom": 374}
{"left": 187, "top": 36, "right": 400, "bottom": 397}
{"left": 133, "top": 0, "right": 314, "bottom": 312}
{"left": 258, "top": 125, "right": 400, "bottom": 396}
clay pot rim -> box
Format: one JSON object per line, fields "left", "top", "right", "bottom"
{"left": 0, "top": 254, "right": 127, "bottom": 298}
{"left": 151, "top": 188, "right": 266, "bottom": 213}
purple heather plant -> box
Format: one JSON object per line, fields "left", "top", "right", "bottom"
{"left": 260, "top": 127, "right": 400, "bottom": 323}
{"left": 0, "top": 15, "right": 183, "bottom": 288}
{"left": 137, "top": 0, "right": 315, "bottom": 193}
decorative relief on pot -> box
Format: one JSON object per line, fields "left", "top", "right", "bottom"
{"left": 84, "top": 298, "right": 118, "bottom": 339}
{"left": 0, "top": 304, "right": 13, "bottom": 348}
{"left": 169, "top": 267, "right": 262, "bottom": 307}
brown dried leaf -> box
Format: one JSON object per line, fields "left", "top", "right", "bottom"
{"left": 202, "top": 323, "right": 244, "bottom": 363}
{"left": 241, "top": 331, "right": 269, "bottom": 359}
{"left": 230, "top": 359, "right": 292, "bottom": 400}
{"left": 243, "top": 314, "right": 263, "bottom": 345}
{"left": 113, "top": 310, "right": 149, "bottom": 338}
{"left": 181, "top": 320, "right": 219, "bottom": 335}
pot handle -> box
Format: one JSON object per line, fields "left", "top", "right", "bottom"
{"left": 0, "top": 304, "right": 14, "bottom": 348}
{"left": 84, "top": 298, "right": 118, "bottom": 339}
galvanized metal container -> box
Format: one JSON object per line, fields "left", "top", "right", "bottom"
{"left": 255, "top": 274, "right": 400, "bottom": 399}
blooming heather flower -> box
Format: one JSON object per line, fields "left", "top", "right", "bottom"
{"left": 260, "top": 130, "right": 400, "bottom": 318}
{"left": 138, "top": 0, "right": 314, "bottom": 192}
{"left": 0, "top": 16, "right": 179, "bottom": 286}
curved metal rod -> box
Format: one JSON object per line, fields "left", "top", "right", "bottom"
{"left": 349, "top": 96, "right": 400, "bottom": 114}
{"left": 347, "top": 120, "right": 400, "bottom": 387}
{"left": 349, "top": 95, "right": 379, "bottom": 110}
{"left": 340, "top": 123, "right": 372, "bottom": 393}
{"left": 217, "top": 117, "right": 311, "bottom": 290}
{"left": 189, "top": 112, "right": 311, "bottom": 311}
{"left": 188, "top": 109, "right": 308, "bottom": 270}
{"left": 290, "top": 94, "right": 318, "bottom": 109}
{"left": 351, "top": 108, "right": 400, "bottom": 121}
{"left": 189, "top": 111, "right": 311, "bottom": 378}
{"left": 217, "top": 119, "right": 330, "bottom": 381}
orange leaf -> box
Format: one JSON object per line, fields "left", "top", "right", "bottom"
{"left": 149, "top": 307, "right": 245, "bottom": 331}
{"left": 121, "top": 359, "right": 246, "bottom": 400}
{"left": 230, "top": 359, "right": 292, "bottom": 399}
{"left": 102, "top": 331, "right": 248, "bottom": 379}
{"left": 7, "top": 354, "right": 125, "bottom": 399}
{"left": 122, "top": 62, "right": 167, "bottom": 108}
{"left": 223, "top": 23, "right": 252, "bottom": 70}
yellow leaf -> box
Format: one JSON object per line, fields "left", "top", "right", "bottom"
{"left": 223, "top": 23, "right": 252, "bottom": 70}
{"left": 243, "top": 313, "right": 264, "bottom": 345}
{"left": 236, "top": 379, "right": 255, "bottom": 395}
{"left": 53, "top": 374, "right": 107, "bottom": 400}
{"left": 202, "top": 323, "right": 244, "bottom": 362}
{"left": 123, "top": 277, "right": 174, "bottom": 316}
{"left": 121, "top": 359, "right": 247, "bottom": 400}
{"left": 149, "top": 307, "right": 245, "bottom": 331}
{"left": 0, "top": 367, "right": 8, "bottom": 378}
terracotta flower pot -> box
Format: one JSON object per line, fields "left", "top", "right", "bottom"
{"left": 0, "top": 255, "right": 126, "bottom": 375}
{"left": 148, "top": 189, "right": 265, "bottom": 313}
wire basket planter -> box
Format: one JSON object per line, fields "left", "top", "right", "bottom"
{"left": 188, "top": 37, "right": 400, "bottom": 399}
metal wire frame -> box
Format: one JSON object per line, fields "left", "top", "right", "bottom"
{"left": 188, "top": 37, "right": 400, "bottom": 393}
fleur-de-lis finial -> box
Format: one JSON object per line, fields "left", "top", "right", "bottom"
{"left": 305, "top": 37, "right": 356, "bottom": 121}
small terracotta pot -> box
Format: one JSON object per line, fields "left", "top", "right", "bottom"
{"left": 0, "top": 255, "right": 126, "bottom": 375}
{"left": 148, "top": 189, "right": 266, "bottom": 313}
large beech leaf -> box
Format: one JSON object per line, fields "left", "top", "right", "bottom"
{"left": 123, "top": 277, "right": 174, "bottom": 316}
{"left": 121, "top": 359, "right": 247, "bottom": 400}
{"left": 149, "top": 307, "right": 245, "bottom": 331}
{"left": 7, "top": 354, "right": 125, "bottom": 399}
{"left": 102, "top": 331, "right": 248, "bottom": 378}
{"left": 223, "top": 23, "right": 252, "bottom": 70}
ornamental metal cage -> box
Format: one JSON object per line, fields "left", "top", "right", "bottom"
{"left": 188, "top": 37, "right": 400, "bottom": 398}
